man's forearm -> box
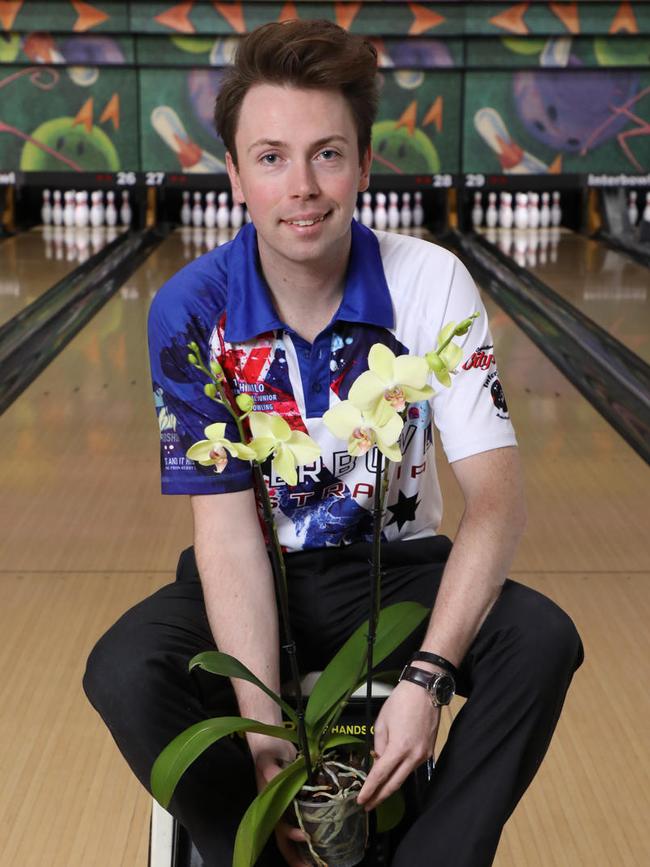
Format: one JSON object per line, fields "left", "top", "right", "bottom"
{"left": 195, "top": 534, "right": 283, "bottom": 727}
{"left": 421, "top": 502, "right": 526, "bottom": 669}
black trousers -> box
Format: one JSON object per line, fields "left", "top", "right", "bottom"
{"left": 83, "top": 537, "right": 583, "bottom": 867}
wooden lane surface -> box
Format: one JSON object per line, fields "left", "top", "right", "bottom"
{"left": 1, "top": 230, "right": 649, "bottom": 865}
{"left": 497, "top": 227, "right": 649, "bottom": 365}
{"left": 0, "top": 226, "right": 122, "bottom": 327}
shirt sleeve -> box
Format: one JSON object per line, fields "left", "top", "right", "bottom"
{"left": 148, "top": 272, "right": 253, "bottom": 495}
{"left": 431, "top": 254, "right": 518, "bottom": 464}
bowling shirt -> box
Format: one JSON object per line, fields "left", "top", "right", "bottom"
{"left": 148, "top": 221, "right": 517, "bottom": 552}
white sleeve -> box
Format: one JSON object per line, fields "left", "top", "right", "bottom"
{"left": 431, "top": 254, "right": 518, "bottom": 463}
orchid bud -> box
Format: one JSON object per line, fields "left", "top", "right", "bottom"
{"left": 187, "top": 353, "right": 198, "bottom": 365}
{"left": 188, "top": 341, "right": 199, "bottom": 354}
{"left": 425, "top": 351, "right": 445, "bottom": 374}
{"left": 455, "top": 312, "right": 480, "bottom": 336}
{"left": 210, "top": 360, "right": 223, "bottom": 377}
{"left": 204, "top": 383, "right": 217, "bottom": 399}
{"left": 236, "top": 393, "right": 254, "bottom": 413}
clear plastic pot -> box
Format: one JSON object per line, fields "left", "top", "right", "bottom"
{"left": 294, "top": 787, "right": 368, "bottom": 867}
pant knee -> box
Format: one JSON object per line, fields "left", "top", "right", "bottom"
{"left": 516, "top": 592, "right": 584, "bottom": 686}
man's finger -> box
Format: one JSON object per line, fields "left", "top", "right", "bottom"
{"left": 358, "top": 757, "right": 414, "bottom": 812}
{"left": 356, "top": 748, "right": 402, "bottom": 805}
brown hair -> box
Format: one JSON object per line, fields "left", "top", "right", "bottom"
{"left": 214, "top": 20, "right": 379, "bottom": 166}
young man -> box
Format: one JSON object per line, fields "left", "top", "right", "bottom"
{"left": 84, "top": 20, "right": 583, "bottom": 867}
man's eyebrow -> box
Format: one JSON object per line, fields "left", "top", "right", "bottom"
{"left": 247, "top": 135, "right": 349, "bottom": 153}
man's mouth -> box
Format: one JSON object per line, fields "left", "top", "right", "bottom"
{"left": 283, "top": 213, "right": 328, "bottom": 227}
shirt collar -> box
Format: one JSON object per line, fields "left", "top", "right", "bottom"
{"left": 224, "top": 221, "right": 394, "bottom": 343}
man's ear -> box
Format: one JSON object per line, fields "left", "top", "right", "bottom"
{"left": 358, "top": 144, "right": 372, "bottom": 193}
{"left": 226, "top": 151, "right": 245, "bottom": 204}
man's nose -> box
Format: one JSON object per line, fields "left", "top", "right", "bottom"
{"left": 289, "top": 160, "right": 319, "bottom": 198}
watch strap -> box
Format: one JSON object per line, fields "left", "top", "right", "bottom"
{"left": 398, "top": 664, "right": 455, "bottom": 707}
{"left": 410, "top": 651, "right": 458, "bottom": 680}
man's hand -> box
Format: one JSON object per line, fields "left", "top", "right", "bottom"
{"left": 356, "top": 681, "right": 441, "bottom": 812}
{"left": 248, "top": 734, "right": 310, "bottom": 867}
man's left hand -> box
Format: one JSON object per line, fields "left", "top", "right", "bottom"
{"left": 356, "top": 681, "right": 441, "bottom": 812}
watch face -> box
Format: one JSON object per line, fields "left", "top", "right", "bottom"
{"left": 430, "top": 673, "right": 455, "bottom": 705}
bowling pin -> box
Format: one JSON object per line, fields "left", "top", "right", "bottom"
{"left": 471, "top": 192, "right": 483, "bottom": 229}
{"left": 400, "top": 192, "right": 412, "bottom": 229}
{"left": 499, "top": 192, "right": 514, "bottom": 229}
{"left": 387, "top": 192, "right": 400, "bottom": 230}
{"left": 41, "top": 189, "right": 52, "bottom": 225}
{"left": 52, "top": 190, "right": 63, "bottom": 226}
{"left": 105, "top": 190, "right": 117, "bottom": 227}
{"left": 486, "top": 192, "right": 498, "bottom": 229}
{"left": 374, "top": 192, "right": 388, "bottom": 231}
{"left": 180, "top": 191, "right": 191, "bottom": 226}
{"left": 230, "top": 200, "right": 244, "bottom": 230}
{"left": 216, "top": 192, "right": 230, "bottom": 229}
{"left": 74, "top": 191, "right": 89, "bottom": 228}
{"left": 413, "top": 191, "right": 424, "bottom": 227}
{"left": 627, "top": 190, "right": 638, "bottom": 225}
{"left": 642, "top": 192, "right": 650, "bottom": 223}
{"left": 90, "top": 190, "right": 104, "bottom": 228}
{"left": 551, "top": 191, "right": 562, "bottom": 227}
{"left": 63, "top": 190, "right": 76, "bottom": 228}
{"left": 120, "top": 190, "right": 132, "bottom": 226}
{"left": 539, "top": 192, "right": 551, "bottom": 228}
{"left": 514, "top": 193, "right": 529, "bottom": 230}
{"left": 204, "top": 191, "right": 217, "bottom": 229}
{"left": 353, "top": 205, "right": 360, "bottom": 223}
{"left": 192, "top": 192, "right": 203, "bottom": 228}
{"left": 527, "top": 192, "right": 540, "bottom": 230}
{"left": 360, "top": 192, "right": 373, "bottom": 227}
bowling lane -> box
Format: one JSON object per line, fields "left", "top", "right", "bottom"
{"left": 0, "top": 224, "right": 124, "bottom": 326}
{"left": 435, "top": 281, "right": 649, "bottom": 574}
{"left": 486, "top": 226, "right": 650, "bottom": 364}
{"left": 1, "top": 228, "right": 243, "bottom": 575}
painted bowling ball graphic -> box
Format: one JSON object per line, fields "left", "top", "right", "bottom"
{"left": 513, "top": 70, "right": 639, "bottom": 153}
{"left": 388, "top": 38, "right": 454, "bottom": 68}
{"left": 20, "top": 117, "right": 119, "bottom": 171}
{"left": 60, "top": 35, "right": 125, "bottom": 65}
{"left": 372, "top": 120, "right": 440, "bottom": 173}
{"left": 187, "top": 68, "right": 225, "bottom": 140}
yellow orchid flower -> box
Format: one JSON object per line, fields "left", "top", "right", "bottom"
{"left": 425, "top": 323, "right": 464, "bottom": 388}
{"left": 323, "top": 399, "right": 404, "bottom": 462}
{"left": 425, "top": 314, "right": 480, "bottom": 388}
{"left": 349, "top": 343, "right": 434, "bottom": 415}
{"left": 186, "top": 423, "right": 256, "bottom": 473}
{"left": 248, "top": 412, "right": 321, "bottom": 487}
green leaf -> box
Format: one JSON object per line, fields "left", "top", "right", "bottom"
{"left": 151, "top": 717, "right": 297, "bottom": 808}
{"left": 233, "top": 757, "right": 308, "bottom": 867}
{"left": 305, "top": 601, "right": 428, "bottom": 730}
{"left": 375, "top": 789, "right": 406, "bottom": 833}
{"left": 190, "top": 651, "right": 298, "bottom": 724}
{"left": 321, "top": 733, "right": 365, "bottom": 751}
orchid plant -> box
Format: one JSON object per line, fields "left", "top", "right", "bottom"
{"left": 150, "top": 312, "right": 479, "bottom": 867}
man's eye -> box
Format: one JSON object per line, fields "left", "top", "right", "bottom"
{"left": 319, "top": 150, "right": 339, "bottom": 160}
{"left": 261, "top": 154, "right": 279, "bottom": 165}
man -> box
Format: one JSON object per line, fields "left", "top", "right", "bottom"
{"left": 84, "top": 20, "right": 583, "bottom": 867}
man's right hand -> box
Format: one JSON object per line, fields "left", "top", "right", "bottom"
{"left": 249, "top": 734, "right": 310, "bottom": 867}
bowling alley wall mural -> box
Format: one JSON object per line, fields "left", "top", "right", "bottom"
{"left": 0, "top": 1, "right": 649, "bottom": 176}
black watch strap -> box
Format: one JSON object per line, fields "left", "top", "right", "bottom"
{"left": 410, "top": 651, "right": 458, "bottom": 680}
{"left": 398, "top": 664, "right": 456, "bottom": 707}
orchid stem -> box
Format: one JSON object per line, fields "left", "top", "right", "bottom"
{"left": 364, "top": 448, "right": 386, "bottom": 772}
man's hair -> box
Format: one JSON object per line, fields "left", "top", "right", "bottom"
{"left": 214, "top": 20, "right": 379, "bottom": 165}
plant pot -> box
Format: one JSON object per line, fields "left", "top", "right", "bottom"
{"left": 294, "top": 786, "right": 368, "bottom": 867}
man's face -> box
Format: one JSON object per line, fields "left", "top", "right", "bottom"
{"left": 226, "top": 84, "right": 371, "bottom": 274}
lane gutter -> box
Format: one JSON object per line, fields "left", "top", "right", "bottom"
{"left": 0, "top": 224, "right": 170, "bottom": 415}
{"left": 447, "top": 229, "right": 650, "bottom": 465}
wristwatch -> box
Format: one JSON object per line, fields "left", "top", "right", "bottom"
{"left": 398, "top": 664, "right": 456, "bottom": 707}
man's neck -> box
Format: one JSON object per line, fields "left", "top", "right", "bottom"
{"left": 258, "top": 236, "right": 351, "bottom": 344}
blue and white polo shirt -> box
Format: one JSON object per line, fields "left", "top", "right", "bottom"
{"left": 148, "top": 221, "right": 517, "bottom": 552}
